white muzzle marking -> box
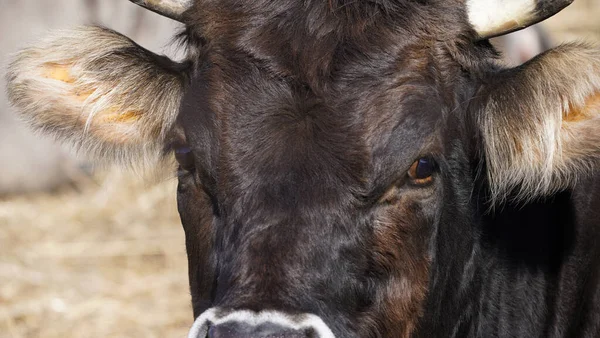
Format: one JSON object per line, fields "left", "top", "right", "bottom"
{"left": 187, "top": 308, "right": 336, "bottom": 338}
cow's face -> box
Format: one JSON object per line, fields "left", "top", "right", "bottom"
{"left": 170, "top": 3, "right": 482, "bottom": 336}
{"left": 7, "top": 1, "right": 600, "bottom": 337}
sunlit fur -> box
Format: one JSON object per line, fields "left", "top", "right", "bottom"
{"left": 476, "top": 43, "right": 600, "bottom": 204}
{"left": 6, "top": 26, "right": 187, "bottom": 168}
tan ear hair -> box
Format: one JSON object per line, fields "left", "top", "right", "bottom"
{"left": 6, "top": 26, "right": 187, "bottom": 167}
{"left": 476, "top": 43, "right": 600, "bottom": 203}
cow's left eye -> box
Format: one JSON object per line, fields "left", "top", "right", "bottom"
{"left": 174, "top": 146, "right": 195, "bottom": 172}
{"left": 408, "top": 157, "right": 436, "bottom": 185}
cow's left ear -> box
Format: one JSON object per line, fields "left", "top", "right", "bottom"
{"left": 474, "top": 43, "right": 600, "bottom": 203}
{"left": 6, "top": 26, "right": 187, "bottom": 167}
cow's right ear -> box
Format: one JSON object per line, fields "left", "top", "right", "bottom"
{"left": 473, "top": 43, "right": 600, "bottom": 204}
{"left": 6, "top": 26, "right": 187, "bottom": 167}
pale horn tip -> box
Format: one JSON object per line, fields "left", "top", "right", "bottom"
{"left": 468, "top": 0, "right": 574, "bottom": 40}
{"left": 128, "top": 0, "right": 192, "bottom": 22}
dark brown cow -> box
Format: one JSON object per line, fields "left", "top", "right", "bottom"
{"left": 7, "top": 0, "right": 600, "bottom": 337}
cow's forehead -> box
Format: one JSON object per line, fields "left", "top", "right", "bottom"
{"left": 179, "top": 48, "right": 445, "bottom": 206}
{"left": 176, "top": 0, "right": 468, "bottom": 202}
{"left": 189, "top": 0, "right": 468, "bottom": 38}
{"left": 185, "top": 0, "right": 471, "bottom": 75}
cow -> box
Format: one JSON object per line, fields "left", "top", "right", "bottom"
{"left": 6, "top": 0, "right": 600, "bottom": 337}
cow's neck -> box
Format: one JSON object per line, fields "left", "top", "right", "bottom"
{"left": 417, "top": 176, "right": 600, "bottom": 337}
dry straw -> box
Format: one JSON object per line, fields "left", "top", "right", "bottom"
{"left": 0, "top": 170, "right": 192, "bottom": 338}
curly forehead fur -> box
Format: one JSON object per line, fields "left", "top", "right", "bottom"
{"left": 180, "top": 0, "right": 478, "bottom": 84}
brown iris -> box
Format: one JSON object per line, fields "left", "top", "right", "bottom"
{"left": 408, "top": 157, "right": 435, "bottom": 185}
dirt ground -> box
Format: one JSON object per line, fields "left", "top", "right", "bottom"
{"left": 0, "top": 173, "right": 190, "bottom": 338}
{"left": 1, "top": 2, "right": 599, "bottom": 338}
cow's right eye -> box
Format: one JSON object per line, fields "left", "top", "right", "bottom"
{"left": 175, "top": 146, "right": 195, "bottom": 172}
{"left": 408, "top": 157, "right": 436, "bottom": 185}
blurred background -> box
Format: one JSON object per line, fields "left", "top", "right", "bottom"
{"left": 0, "top": 1, "right": 599, "bottom": 337}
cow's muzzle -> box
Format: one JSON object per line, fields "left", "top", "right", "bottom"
{"left": 188, "top": 308, "right": 336, "bottom": 338}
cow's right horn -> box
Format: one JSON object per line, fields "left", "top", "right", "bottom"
{"left": 466, "top": 0, "right": 573, "bottom": 40}
{"left": 129, "top": 0, "right": 192, "bottom": 22}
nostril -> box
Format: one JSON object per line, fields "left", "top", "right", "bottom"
{"left": 207, "top": 321, "right": 309, "bottom": 338}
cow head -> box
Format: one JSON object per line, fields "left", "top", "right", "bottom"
{"left": 7, "top": 0, "right": 600, "bottom": 337}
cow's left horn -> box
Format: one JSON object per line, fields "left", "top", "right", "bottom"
{"left": 129, "top": 0, "right": 192, "bottom": 22}
{"left": 466, "top": 0, "right": 573, "bottom": 39}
